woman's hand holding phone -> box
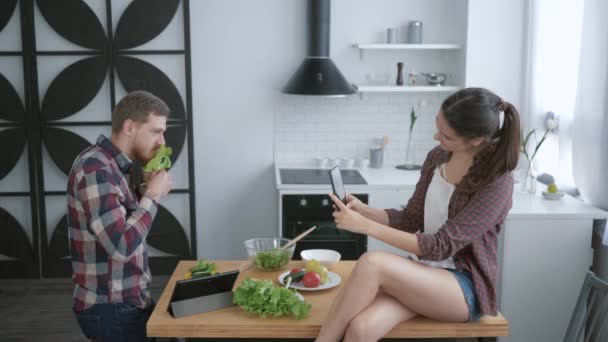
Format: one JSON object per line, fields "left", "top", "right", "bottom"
{"left": 329, "top": 193, "right": 371, "bottom": 234}
{"left": 332, "top": 192, "right": 367, "bottom": 213}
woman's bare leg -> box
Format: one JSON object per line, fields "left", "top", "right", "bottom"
{"left": 316, "top": 251, "right": 470, "bottom": 342}
{"left": 343, "top": 291, "right": 416, "bottom": 342}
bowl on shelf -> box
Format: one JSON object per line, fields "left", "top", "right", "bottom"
{"left": 422, "top": 73, "right": 448, "bottom": 86}
{"left": 244, "top": 238, "right": 295, "bottom": 271}
{"left": 300, "top": 249, "right": 341, "bottom": 269}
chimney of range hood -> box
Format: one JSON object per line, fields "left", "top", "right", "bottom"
{"left": 282, "top": 0, "right": 356, "bottom": 96}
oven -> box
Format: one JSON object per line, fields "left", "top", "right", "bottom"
{"left": 281, "top": 194, "right": 368, "bottom": 260}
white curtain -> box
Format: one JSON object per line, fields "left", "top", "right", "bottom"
{"left": 572, "top": 0, "right": 608, "bottom": 245}
{"left": 525, "top": 0, "right": 608, "bottom": 244}
{"left": 522, "top": 0, "right": 583, "bottom": 189}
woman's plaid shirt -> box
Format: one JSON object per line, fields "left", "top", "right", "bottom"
{"left": 67, "top": 135, "right": 157, "bottom": 311}
{"left": 386, "top": 145, "right": 513, "bottom": 316}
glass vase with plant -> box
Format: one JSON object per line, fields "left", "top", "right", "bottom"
{"left": 520, "top": 113, "right": 559, "bottom": 193}
{"left": 396, "top": 105, "right": 420, "bottom": 170}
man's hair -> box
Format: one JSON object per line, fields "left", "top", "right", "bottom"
{"left": 111, "top": 90, "right": 170, "bottom": 133}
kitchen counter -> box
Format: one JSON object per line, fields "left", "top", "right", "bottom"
{"left": 275, "top": 163, "right": 420, "bottom": 191}
{"left": 275, "top": 164, "right": 608, "bottom": 220}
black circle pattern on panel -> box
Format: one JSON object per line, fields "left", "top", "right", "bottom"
{"left": 48, "top": 215, "right": 69, "bottom": 259}
{"left": 35, "top": 0, "right": 107, "bottom": 50}
{"left": 0, "top": 73, "right": 26, "bottom": 122}
{"left": 41, "top": 56, "right": 108, "bottom": 121}
{"left": 147, "top": 205, "right": 192, "bottom": 259}
{"left": 113, "top": 0, "right": 181, "bottom": 50}
{"left": 0, "top": 207, "right": 33, "bottom": 260}
{"left": 115, "top": 56, "right": 186, "bottom": 121}
{"left": 0, "top": 128, "right": 27, "bottom": 181}
{"left": 43, "top": 127, "right": 92, "bottom": 176}
{"left": 0, "top": 0, "right": 18, "bottom": 33}
{"left": 1, "top": 0, "right": 194, "bottom": 278}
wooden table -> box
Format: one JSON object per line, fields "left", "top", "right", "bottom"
{"left": 147, "top": 260, "right": 508, "bottom": 339}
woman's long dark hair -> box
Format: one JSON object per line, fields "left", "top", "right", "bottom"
{"left": 440, "top": 87, "right": 521, "bottom": 194}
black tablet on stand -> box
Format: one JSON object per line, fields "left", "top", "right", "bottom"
{"left": 169, "top": 270, "right": 239, "bottom": 318}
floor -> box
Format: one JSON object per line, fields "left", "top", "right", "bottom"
{"left": 0, "top": 276, "right": 171, "bottom": 342}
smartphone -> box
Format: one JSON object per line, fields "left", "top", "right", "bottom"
{"left": 329, "top": 166, "right": 347, "bottom": 204}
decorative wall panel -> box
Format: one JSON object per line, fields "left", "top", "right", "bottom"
{"left": 0, "top": 0, "right": 195, "bottom": 278}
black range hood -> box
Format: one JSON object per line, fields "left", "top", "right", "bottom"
{"left": 282, "top": 0, "right": 356, "bottom": 97}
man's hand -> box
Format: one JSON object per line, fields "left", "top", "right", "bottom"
{"left": 144, "top": 170, "right": 172, "bottom": 203}
{"left": 329, "top": 193, "right": 372, "bottom": 235}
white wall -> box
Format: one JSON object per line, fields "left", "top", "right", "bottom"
{"left": 275, "top": 93, "right": 444, "bottom": 166}
{"left": 190, "top": 0, "right": 526, "bottom": 259}
{"left": 190, "top": 0, "right": 304, "bottom": 259}
{"left": 465, "top": 0, "right": 526, "bottom": 115}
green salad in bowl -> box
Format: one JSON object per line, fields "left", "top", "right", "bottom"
{"left": 244, "top": 238, "right": 294, "bottom": 271}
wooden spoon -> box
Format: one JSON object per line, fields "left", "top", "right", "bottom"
{"left": 381, "top": 135, "right": 389, "bottom": 150}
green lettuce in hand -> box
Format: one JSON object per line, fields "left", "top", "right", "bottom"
{"left": 233, "top": 278, "right": 311, "bottom": 319}
{"left": 143, "top": 145, "right": 172, "bottom": 172}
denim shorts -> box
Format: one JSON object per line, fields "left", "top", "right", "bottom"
{"left": 74, "top": 300, "right": 155, "bottom": 342}
{"left": 446, "top": 269, "right": 481, "bottom": 322}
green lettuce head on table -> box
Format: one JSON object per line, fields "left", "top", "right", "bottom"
{"left": 233, "top": 278, "right": 311, "bottom": 320}
{"left": 143, "top": 145, "right": 172, "bottom": 172}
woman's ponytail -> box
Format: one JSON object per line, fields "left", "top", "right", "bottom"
{"left": 489, "top": 102, "right": 521, "bottom": 174}
{"left": 441, "top": 88, "right": 522, "bottom": 194}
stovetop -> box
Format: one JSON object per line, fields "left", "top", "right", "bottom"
{"left": 280, "top": 168, "right": 367, "bottom": 185}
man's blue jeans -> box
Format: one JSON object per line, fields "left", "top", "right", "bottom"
{"left": 74, "top": 301, "right": 156, "bottom": 341}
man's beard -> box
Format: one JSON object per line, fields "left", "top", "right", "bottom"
{"left": 133, "top": 145, "right": 154, "bottom": 164}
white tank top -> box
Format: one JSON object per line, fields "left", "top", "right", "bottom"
{"left": 410, "top": 163, "right": 457, "bottom": 269}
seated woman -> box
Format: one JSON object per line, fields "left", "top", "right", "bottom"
{"left": 317, "top": 87, "right": 521, "bottom": 342}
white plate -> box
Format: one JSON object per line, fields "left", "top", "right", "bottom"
{"left": 542, "top": 191, "right": 565, "bottom": 200}
{"left": 278, "top": 271, "right": 342, "bottom": 291}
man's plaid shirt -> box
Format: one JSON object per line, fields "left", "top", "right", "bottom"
{"left": 67, "top": 135, "right": 157, "bottom": 311}
{"left": 386, "top": 145, "right": 513, "bottom": 316}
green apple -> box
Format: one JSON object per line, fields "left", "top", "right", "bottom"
{"left": 547, "top": 183, "right": 558, "bottom": 194}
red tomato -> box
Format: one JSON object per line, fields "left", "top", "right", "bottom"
{"left": 302, "top": 271, "right": 321, "bottom": 288}
{"left": 290, "top": 268, "right": 304, "bottom": 275}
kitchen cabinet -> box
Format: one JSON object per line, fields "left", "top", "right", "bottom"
{"left": 367, "top": 189, "right": 413, "bottom": 257}
{"left": 498, "top": 217, "right": 595, "bottom": 342}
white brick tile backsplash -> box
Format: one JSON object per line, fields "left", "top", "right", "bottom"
{"left": 275, "top": 93, "right": 450, "bottom": 165}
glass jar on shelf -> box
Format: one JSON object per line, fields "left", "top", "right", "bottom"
{"left": 408, "top": 69, "right": 418, "bottom": 86}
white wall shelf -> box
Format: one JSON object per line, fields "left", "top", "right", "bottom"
{"left": 356, "top": 85, "right": 460, "bottom": 98}
{"left": 353, "top": 43, "right": 462, "bottom": 59}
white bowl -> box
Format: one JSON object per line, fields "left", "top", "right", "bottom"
{"left": 300, "top": 249, "right": 341, "bottom": 269}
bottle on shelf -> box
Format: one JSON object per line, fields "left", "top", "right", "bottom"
{"left": 396, "top": 62, "right": 404, "bottom": 86}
